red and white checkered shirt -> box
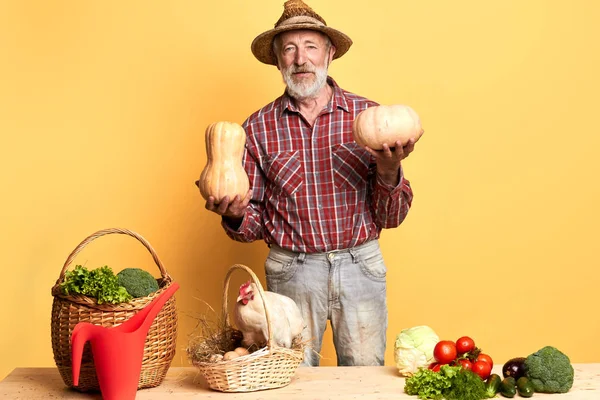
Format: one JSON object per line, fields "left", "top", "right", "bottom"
{"left": 222, "top": 77, "right": 413, "bottom": 253}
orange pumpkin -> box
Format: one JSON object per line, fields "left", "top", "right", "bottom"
{"left": 198, "top": 121, "right": 249, "bottom": 203}
{"left": 352, "top": 105, "right": 423, "bottom": 150}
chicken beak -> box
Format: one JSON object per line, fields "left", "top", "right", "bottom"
{"left": 236, "top": 295, "right": 243, "bottom": 303}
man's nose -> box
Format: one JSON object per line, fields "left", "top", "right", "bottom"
{"left": 294, "top": 48, "right": 307, "bottom": 65}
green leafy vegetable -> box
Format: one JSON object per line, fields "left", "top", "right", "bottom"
{"left": 404, "top": 365, "right": 488, "bottom": 400}
{"left": 394, "top": 325, "right": 440, "bottom": 376}
{"left": 442, "top": 368, "right": 487, "bottom": 400}
{"left": 61, "top": 265, "right": 132, "bottom": 304}
{"left": 404, "top": 365, "right": 458, "bottom": 399}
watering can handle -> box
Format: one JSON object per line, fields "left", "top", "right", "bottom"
{"left": 71, "top": 323, "right": 101, "bottom": 387}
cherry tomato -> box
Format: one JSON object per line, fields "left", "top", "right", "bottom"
{"left": 433, "top": 340, "right": 457, "bottom": 365}
{"left": 477, "top": 353, "right": 493, "bottom": 368}
{"left": 455, "top": 336, "right": 475, "bottom": 354}
{"left": 472, "top": 360, "right": 492, "bottom": 380}
{"left": 457, "top": 359, "right": 473, "bottom": 371}
{"left": 428, "top": 362, "right": 441, "bottom": 372}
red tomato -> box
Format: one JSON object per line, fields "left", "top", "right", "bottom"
{"left": 433, "top": 340, "right": 457, "bottom": 365}
{"left": 472, "top": 360, "right": 492, "bottom": 380}
{"left": 455, "top": 336, "right": 475, "bottom": 354}
{"left": 457, "top": 359, "right": 473, "bottom": 371}
{"left": 428, "top": 362, "right": 441, "bottom": 372}
{"left": 477, "top": 353, "right": 494, "bottom": 368}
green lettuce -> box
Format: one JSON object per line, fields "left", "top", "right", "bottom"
{"left": 61, "top": 265, "right": 132, "bottom": 304}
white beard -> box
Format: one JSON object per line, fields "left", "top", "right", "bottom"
{"left": 281, "top": 62, "right": 329, "bottom": 100}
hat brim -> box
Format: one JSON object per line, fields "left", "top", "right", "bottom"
{"left": 251, "top": 24, "right": 352, "bottom": 66}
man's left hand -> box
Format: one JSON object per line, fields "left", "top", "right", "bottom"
{"left": 364, "top": 132, "right": 421, "bottom": 186}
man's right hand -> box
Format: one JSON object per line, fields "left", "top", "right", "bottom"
{"left": 204, "top": 189, "right": 252, "bottom": 219}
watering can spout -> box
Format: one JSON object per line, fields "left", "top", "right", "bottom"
{"left": 71, "top": 282, "right": 179, "bottom": 400}
{"left": 125, "top": 281, "right": 179, "bottom": 335}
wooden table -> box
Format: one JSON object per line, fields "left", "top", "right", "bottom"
{"left": 1, "top": 364, "right": 598, "bottom": 399}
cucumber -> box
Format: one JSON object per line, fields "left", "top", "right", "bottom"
{"left": 517, "top": 377, "right": 535, "bottom": 398}
{"left": 499, "top": 377, "right": 517, "bottom": 398}
{"left": 485, "top": 374, "right": 502, "bottom": 397}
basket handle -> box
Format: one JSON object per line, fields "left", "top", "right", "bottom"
{"left": 222, "top": 264, "right": 275, "bottom": 348}
{"left": 53, "top": 228, "right": 170, "bottom": 289}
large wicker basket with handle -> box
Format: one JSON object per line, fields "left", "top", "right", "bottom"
{"left": 193, "top": 264, "right": 304, "bottom": 392}
{"left": 50, "top": 228, "right": 178, "bottom": 392}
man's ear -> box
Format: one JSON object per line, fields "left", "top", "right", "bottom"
{"left": 274, "top": 53, "right": 281, "bottom": 71}
{"left": 329, "top": 45, "right": 337, "bottom": 63}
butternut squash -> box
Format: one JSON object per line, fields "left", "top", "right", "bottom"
{"left": 198, "top": 121, "right": 249, "bottom": 203}
{"left": 352, "top": 105, "right": 423, "bottom": 150}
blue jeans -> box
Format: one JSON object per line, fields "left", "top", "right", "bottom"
{"left": 264, "top": 240, "right": 388, "bottom": 366}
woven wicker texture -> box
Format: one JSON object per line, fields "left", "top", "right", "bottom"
{"left": 251, "top": 0, "right": 352, "bottom": 65}
{"left": 275, "top": 0, "right": 326, "bottom": 27}
{"left": 194, "top": 264, "right": 304, "bottom": 392}
{"left": 50, "top": 228, "right": 178, "bottom": 392}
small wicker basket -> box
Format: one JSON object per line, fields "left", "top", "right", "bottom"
{"left": 193, "top": 264, "right": 304, "bottom": 392}
{"left": 50, "top": 228, "right": 178, "bottom": 392}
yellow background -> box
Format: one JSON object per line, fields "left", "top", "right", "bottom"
{"left": 1, "top": 0, "right": 599, "bottom": 382}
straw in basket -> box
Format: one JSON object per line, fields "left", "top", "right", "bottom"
{"left": 50, "top": 228, "right": 178, "bottom": 392}
{"left": 193, "top": 264, "right": 304, "bottom": 392}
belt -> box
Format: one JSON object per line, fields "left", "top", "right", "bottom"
{"left": 268, "top": 240, "right": 377, "bottom": 262}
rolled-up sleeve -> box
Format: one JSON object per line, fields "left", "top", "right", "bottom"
{"left": 371, "top": 165, "right": 413, "bottom": 229}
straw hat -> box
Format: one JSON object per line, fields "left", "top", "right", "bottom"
{"left": 251, "top": 0, "right": 353, "bottom": 66}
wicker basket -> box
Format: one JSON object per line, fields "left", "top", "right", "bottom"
{"left": 50, "top": 228, "right": 178, "bottom": 392}
{"left": 194, "top": 264, "right": 304, "bottom": 392}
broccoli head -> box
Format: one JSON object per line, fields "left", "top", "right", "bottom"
{"left": 524, "top": 346, "right": 574, "bottom": 393}
{"left": 116, "top": 268, "right": 159, "bottom": 298}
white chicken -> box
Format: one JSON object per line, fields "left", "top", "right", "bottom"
{"left": 232, "top": 281, "right": 304, "bottom": 349}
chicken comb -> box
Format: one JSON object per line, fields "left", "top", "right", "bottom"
{"left": 239, "top": 281, "right": 252, "bottom": 292}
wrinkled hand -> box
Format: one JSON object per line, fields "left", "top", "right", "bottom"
{"left": 364, "top": 130, "right": 422, "bottom": 186}
{"left": 204, "top": 189, "right": 252, "bottom": 219}
{"left": 195, "top": 179, "right": 252, "bottom": 219}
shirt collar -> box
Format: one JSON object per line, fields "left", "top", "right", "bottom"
{"left": 280, "top": 76, "right": 350, "bottom": 117}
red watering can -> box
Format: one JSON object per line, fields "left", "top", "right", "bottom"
{"left": 71, "top": 282, "right": 179, "bottom": 400}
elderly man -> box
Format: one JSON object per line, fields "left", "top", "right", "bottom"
{"left": 204, "top": 0, "right": 420, "bottom": 366}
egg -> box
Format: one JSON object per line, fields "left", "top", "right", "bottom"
{"left": 234, "top": 347, "right": 250, "bottom": 356}
{"left": 223, "top": 351, "right": 240, "bottom": 361}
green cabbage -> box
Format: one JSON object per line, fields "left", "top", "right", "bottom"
{"left": 394, "top": 325, "right": 440, "bottom": 376}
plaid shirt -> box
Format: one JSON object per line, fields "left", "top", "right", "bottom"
{"left": 222, "top": 77, "right": 413, "bottom": 253}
